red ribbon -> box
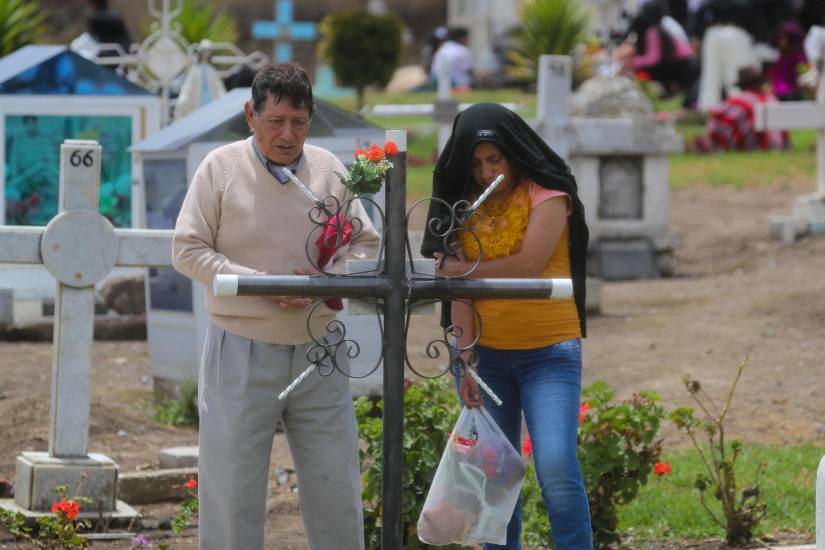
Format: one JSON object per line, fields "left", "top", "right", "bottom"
{"left": 315, "top": 212, "right": 353, "bottom": 310}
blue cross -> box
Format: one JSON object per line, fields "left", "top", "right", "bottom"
{"left": 252, "top": 0, "right": 317, "bottom": 63}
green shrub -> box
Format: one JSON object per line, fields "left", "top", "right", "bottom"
{"left": 670, "top": 356, "right": 767, "bottom": 546}
{"left": 356, "top": 377, "right": 469, "bottom": 549}
{"left": 0, "top": 485, "right": 91, "bottom": 549}
{"left": 318, "top": 10, "right": 403, "bottom": 110}
{"left": 522, "top": 381, "right": 668, "bottom": 548}
{"left": 141, "top": 0, "right": 239, "bottom": 45}
{"left": 508, "top": 0, "right": 593, "bottom": 86}
{"left": 155, "top": 381, "right": 199, "bottom": 427}
{"left": 0, "top": 0, "right": 46, "bottom": 57}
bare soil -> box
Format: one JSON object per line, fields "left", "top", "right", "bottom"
{"left": 2, "top": 181, "right": 824, "bottom": 548}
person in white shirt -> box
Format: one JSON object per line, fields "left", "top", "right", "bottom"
{"left": 430, "top": 27, "right": 474, "bottom": 91}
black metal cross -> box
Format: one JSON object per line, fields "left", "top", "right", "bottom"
{"left": 213, "top": 129, "right": 571, "bottom": 549}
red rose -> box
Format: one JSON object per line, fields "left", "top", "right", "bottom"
{"left": 384, "top": 140, "right": 398, "bottom": 156}
{"left": 185, "top": 478, "right": 198, "bottom": 490}
{"left": 367, "top": 144, "right": 385, "bottom": 162}
{"left": 578, "top": 402, "right": 592, "bottom": 424}
{"left": 521, "top": 435, "right": 533, "bottom": 458}
{"left": 653, "top": 462, "right": 672, "bottom": 476}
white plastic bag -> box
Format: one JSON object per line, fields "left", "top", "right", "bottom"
{"left": 417, "top": 406, "right": 527, "bottom": 546}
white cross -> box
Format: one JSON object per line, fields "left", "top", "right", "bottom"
{"left": 0, "top": 140, "right": 172, "bottom": 460}
{"left": 755, "top": 73, "right": 825, "bottom": 197}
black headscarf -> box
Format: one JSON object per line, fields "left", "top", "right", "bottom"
{"left": 420, "top": 102, "right": 589, "bottom": 337}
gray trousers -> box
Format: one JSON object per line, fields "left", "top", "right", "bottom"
{"left": 198, "top": 323, "right": 364, "bottom": 550}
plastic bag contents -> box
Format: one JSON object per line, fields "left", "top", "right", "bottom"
{"left": 417, "top": 406, "right": 527, "bottom": 546}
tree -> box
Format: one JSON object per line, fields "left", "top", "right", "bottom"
{"left": 508, "top": 0, "right": 592, "bottom": 85}
{"left": 318, "top": 10, "right": 403, "bottom": 111}
{"left": 0, "top": 0, "right": 46, "bottom": 57}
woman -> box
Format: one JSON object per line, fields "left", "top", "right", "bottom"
{"left": 770, "top": 21, "right": 808, "bottom": 102}
{"left": 626, "top": 2, "right": 695, "bottom": 96}
{"left": 421, "top": 103, "right": 592, "bottom": 550}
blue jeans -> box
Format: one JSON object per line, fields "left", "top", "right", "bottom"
{"left": 455, "top": 339, "right": 593, "bottom": 550}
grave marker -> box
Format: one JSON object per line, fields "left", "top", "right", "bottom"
{"left": 252, "top": 0, "right": 316, "bottom": 63}
{"left": 213, "top": 129, "right": 572, "bottom": 549}
{"left": 756, "top": 73, "right": 825, "bottom": 241}
{"left": 0, "top": 140, "right": 172, "bottom": 517}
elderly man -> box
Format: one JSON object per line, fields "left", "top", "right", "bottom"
{"left": 173, "top": 63, "right": 380, "bottom": 550}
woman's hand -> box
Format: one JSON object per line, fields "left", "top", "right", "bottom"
{"left": 459, "top": 372, "right": 482, "bottom": 408}
{"left": 433, "top": 251, "right": 467, "bottom": 277}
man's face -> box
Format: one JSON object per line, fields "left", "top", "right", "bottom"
{"left": 244, "top": 95, "right": 310, "bottom": 165}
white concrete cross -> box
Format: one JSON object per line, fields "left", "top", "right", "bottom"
{"left": 756, "top": 75, "right": 825, "bottom": 195}
{"left": 756, "top": 73, "right": 825, "bottom": 240}
{"left": 0, "top": 140, "right": 172, "bottom": 512}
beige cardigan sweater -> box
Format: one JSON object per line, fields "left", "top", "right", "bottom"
{"left": 173, "top": 137, "right": 381, "bottom": 344}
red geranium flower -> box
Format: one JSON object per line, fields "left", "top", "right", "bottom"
{"left": 354, "top": 148, "right": 367, "bottom": 159}
{"left": 51, "top": 499, "right": 80, "bottom": 520}
{"left": 578, "top": 402, "right": 592, "bottom": 424}
{"left": 653, "top": 462, "right": 672, "bottom": 476}
{"left": 521, "top": 435, "right": 533, "bottom": 458}
{"left": 384, "top": 140, "right": 398, "bottom": 156}
{"left": 636, "top": 70, "right": 651, "bottom": 82}
{"left": 185, "top": 478, "right": 198, "bottom": 490}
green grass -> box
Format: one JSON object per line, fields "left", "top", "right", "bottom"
{"left": 328, "top": 87, "right": 536, "bottom": 113}
{"left": 332, "top": 88, "right": 819, "bottom": 197}
{"left": 618, "top": 443, "right": 823, "bottom": 542}
{"left": 670, "top": 129, "right": 818, "bottom": 189}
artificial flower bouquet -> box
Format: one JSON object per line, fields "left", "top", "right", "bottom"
{"left": 315, "top": 141, "right": 397, "bottom": 310}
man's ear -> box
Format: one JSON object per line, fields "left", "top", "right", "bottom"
{"left": 244, "top": 101, "right": 255, "bottom": 130}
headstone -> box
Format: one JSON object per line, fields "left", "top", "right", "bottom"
{"left": 533, "top": 55, "right": 683, "bottom": 282}
{"left": 158, "top": 446, "right": 199, "bottom": 469}
{"left": 755, "top": 72, "right": 825, "bottom": 241}
{"left": 0, "top": 140, "right": 172, "bottom": 519}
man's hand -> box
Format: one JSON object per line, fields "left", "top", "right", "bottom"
{"left": 269, "top": 296, "right": 312, "bottom": 308}
{"left": 268, "top": 267, "right": 319, "bottom": 308}
{"left": 459, "top": 373, "right": 482, "bottom": 408}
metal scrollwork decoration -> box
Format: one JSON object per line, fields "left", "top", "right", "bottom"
{"left": 278, "top": 169, "right": 504, "bottom": 406}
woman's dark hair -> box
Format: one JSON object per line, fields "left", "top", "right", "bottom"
{"left": 251, "top": 63, "right": 314, "bottom": 117}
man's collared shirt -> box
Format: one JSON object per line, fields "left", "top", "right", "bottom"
{"left": 251, "top": 138, "right": 302, "bottom": 185}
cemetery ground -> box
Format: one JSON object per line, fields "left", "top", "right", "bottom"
{"left": 1, "top": 104, "right": 825, "bottom": 547}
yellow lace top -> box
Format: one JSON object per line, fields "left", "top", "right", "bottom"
{"left": 457, "top": 181, "right": 580, "bottom": 349}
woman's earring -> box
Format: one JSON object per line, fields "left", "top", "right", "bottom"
{"left": 249, "top": 127, "right": 255, "bottom": 135}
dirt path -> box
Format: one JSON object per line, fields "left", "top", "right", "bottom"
{"left": 1, "top": 182, "right": 824, "bottom": 548}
